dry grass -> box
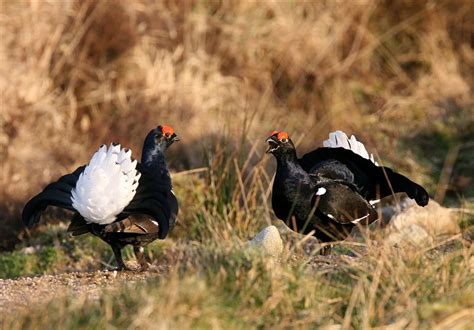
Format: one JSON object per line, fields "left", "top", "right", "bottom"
{"left": 1, "top": 235, "right": 473, "bottom": 329}
{"left": 0, "top": 141, "right": 473, "bottom": 328}
{"left": 0, "top": 0, "right": 473, "bottom": 328}
{"left": 1, "top": 0, "right": 471, "bottom": 198}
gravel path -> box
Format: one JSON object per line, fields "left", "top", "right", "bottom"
{"left": 0, "top": 266, "right": 167, "bottom": 315}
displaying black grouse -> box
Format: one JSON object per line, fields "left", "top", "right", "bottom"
{"left": 267, "top": 130, "right": 429, "bottom": 253}
{"left": 22, "top": 125, "right": 179, "bottom": 270}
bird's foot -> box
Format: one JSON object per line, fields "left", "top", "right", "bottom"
{"left": 145, "top": 263, "right": 161, "bottom": 273}
{"left": 105, "top": 265, "right": 134, "bottom": 272}
{"left": 135, "top": 261, "right": 161, "bottom": 272}
{"left": 106, "top": 260, "right": 140, "bottom": 272}
{"left": 133, "top": 245, "right": 154, "bottom": 272}
{"left": 121, "top": 261, "right": 144, "bottom": 272}
{"left": 116, "top": 261, "right": 155, "bottom": 272}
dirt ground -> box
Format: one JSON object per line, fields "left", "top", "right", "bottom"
{"left": 0, "top": 229, "right": 470, "bottom": 318}
{"left": 0, "top": 255, "right": 344, "bottom": 316}
{"left": 0, "top": 266, "right": 168, "bottom": 316}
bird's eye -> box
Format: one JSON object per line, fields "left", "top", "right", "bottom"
{"left": 280, "top": 137, "right": 288, "bottom": 143}
{"left": 165, "top": 133, "right": 171, "bottom": 138}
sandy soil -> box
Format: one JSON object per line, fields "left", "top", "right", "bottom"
{"left": 0, "top": 266, "right": 168, "bottom": 315}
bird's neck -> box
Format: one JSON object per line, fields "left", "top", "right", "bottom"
{"left": 272, "top": 151, "right": 315, "bottom": 223}
{"left": 142, "top": 147, "right": 167, "bottom": 169}
{"left": 275, "top": 150, "right": 304, "bottom": 176}
{"left": 141, "top": 145, "right": 171, "bottom": 187}
{"left": 275, "top": 149, "right": 298, "bottom": 164}
{"left": 274, "top": 152, "right": 315, "bottom": 191}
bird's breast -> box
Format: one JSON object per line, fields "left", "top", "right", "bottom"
{"left": 272, "top": 173, "right": 313, "bottom": 221}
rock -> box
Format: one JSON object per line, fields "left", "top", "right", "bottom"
{"left": 387, "top": 224, "right": 434, "bottom": 248}
{"left": 386, "top": 199, "right": 460, "bottom": 236}
{"left": 274, "top": 220, "right": 321, "bottom": 256}
{"left": 20, "top": 246, "right": 39, "bottom": 254}
{"left": 247, "top": 225, "right": 283, "bottom": 258}
{"left": 384, "top": 199, "right": 452, "bottom": 248}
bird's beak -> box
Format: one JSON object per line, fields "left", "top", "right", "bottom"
{"left": 266, "top": 138, "right": 279, "bottom": 153}
{"left": 173, "top": 134, "right": 180, "bottom": 142}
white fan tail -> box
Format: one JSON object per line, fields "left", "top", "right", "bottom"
{"left": 323, "top": 130, "right": 378, "bottom": 165}
{"left": 71, "top": 144, "right": 141, "bottom": 225}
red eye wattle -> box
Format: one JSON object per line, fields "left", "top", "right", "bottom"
{"left": 277, "top": 132, "right": 289, "bottom": 142}
{"left": 161, "top": 125, "right": 174, "bottom": 136}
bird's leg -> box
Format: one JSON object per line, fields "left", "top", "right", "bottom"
{"left": 111, "top": 244, "right": 130, "bottom": 271}
{"left": 320, "top": 245, "right": 332, "bottom": 256}
{"left": 133, "top": 245, "right": 150, "bottom": 271}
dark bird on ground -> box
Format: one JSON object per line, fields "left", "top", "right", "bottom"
{"left": 266, "top": 130, "right": 429, "bottom": 254}
{"left": 22, "top": 125, "right": 179, "bottom": 270}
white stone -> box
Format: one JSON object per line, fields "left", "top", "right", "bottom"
{"left": 247, "top": 225, "right": 283, "bottom": 258}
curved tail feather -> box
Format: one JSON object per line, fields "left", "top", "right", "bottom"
{"left": 376, "top": 166, "right": 429, "bottom": 206}
{"left": 22, "top": 167, "right": 84, "bottom": 227}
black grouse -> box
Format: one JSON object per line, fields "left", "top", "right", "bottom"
{"left": 267, "top": 130, "right": 429, "bottom": 253}
{"left": 22, "top": 125, "right": 179, "bottom": 270}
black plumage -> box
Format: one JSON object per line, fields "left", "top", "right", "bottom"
{"left": 299, "top": 147, "right": 429, "bottom": 206}
{"left": 22, "top": 125, "right": 179, "bottom": 270}
{"left": 267, "top": 131, "right": 429, "bottom": 253}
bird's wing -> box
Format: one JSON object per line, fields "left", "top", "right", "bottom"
{"left": 104, "top": 215, "right": 160, "bottom": 234}
{"left": 307, "top": 159, "right": 355, "bottom": 183}
{"left": 22, "top": 166, "right": 85, "bottom": 227}
{"left": 299, "top": 147, "right": 429, "bottom": 206}
{"left": 117, "top": 163, "right": 175, "bottom": 239}
{"left": 312, "top": 182, "right": 378, "bottom": 225}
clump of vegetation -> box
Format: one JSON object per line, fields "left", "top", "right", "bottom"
{"left": 0, "top": 246, "right": 63, "bottom": 279}
{"left": 2, "top": 240, "right": 473, "bottom": 329}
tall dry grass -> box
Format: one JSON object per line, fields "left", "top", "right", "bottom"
{"left": 0, "top": 129, "right": 473, "bottom": 327}
{"left": 1, "top": 231, "right": 473, "bottom": 328}
{"left": 0, "top": 0, "right": 472, "bottom": 249}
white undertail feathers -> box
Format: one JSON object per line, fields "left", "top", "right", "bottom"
{"left": 71, "top": 144, "right": 141, "bottom": 225}
{"left": 323, "top": 131, "right": 378, "bottom": 165}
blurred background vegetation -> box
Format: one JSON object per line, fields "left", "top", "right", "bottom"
{"left": 1, "top": 0, "right": 472, "bottom": 251}
{"left": 0, "top": 0, "right": 473, "bottom": 251}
